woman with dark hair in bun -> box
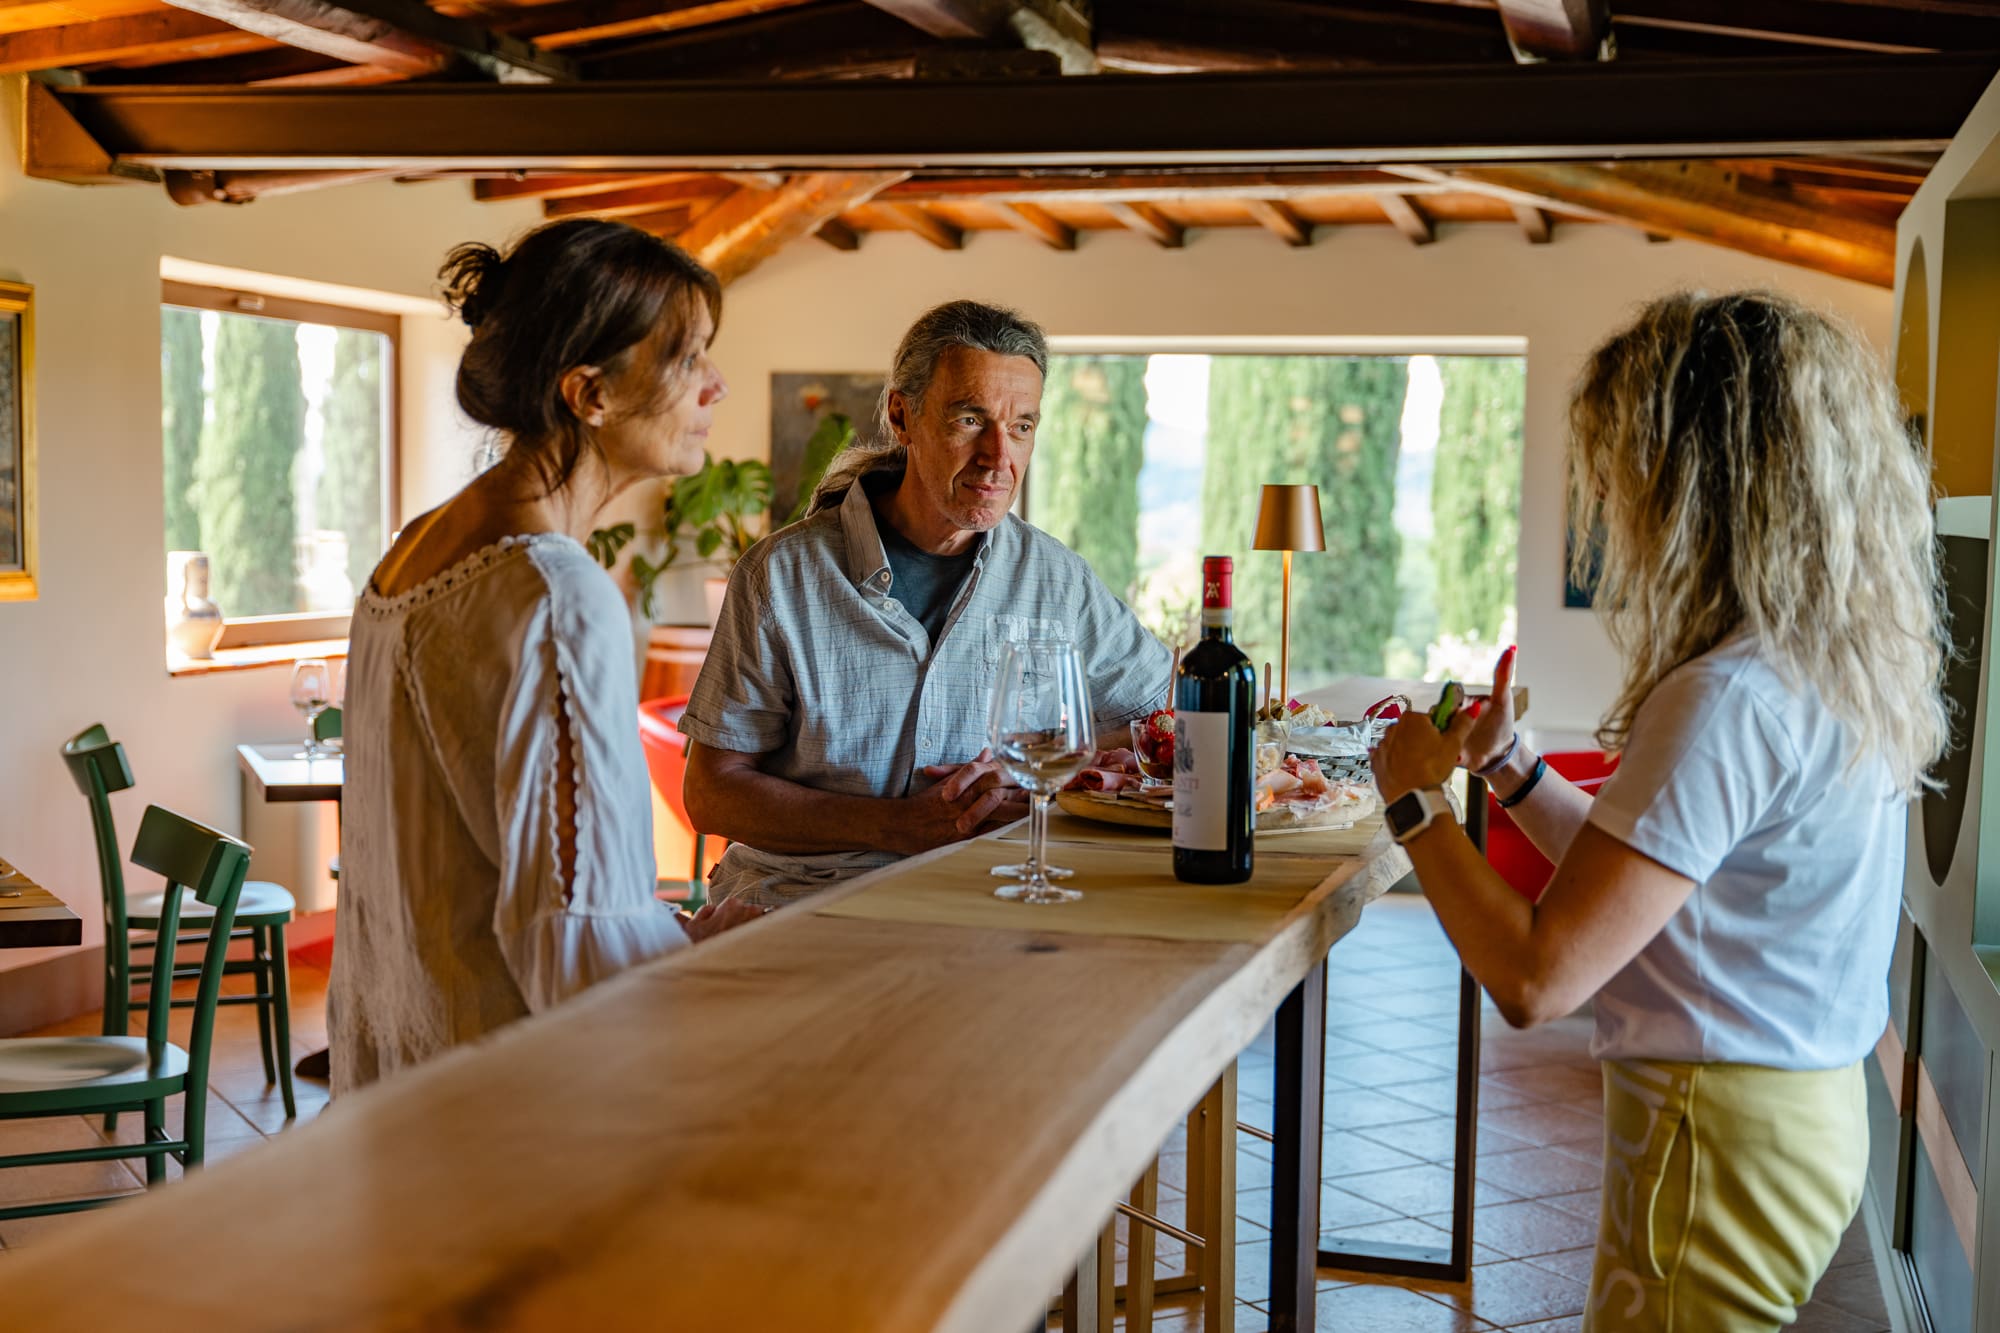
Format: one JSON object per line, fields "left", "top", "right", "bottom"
{"left": 329, "top": 219, "right": 761, "bottom": 1094}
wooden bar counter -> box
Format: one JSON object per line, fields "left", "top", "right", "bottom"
{"left": 0, "top": 813, "right": 1405, "bottom": 1332}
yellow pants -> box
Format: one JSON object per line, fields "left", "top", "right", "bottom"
{"left": 1585, "top": 1058, "right": 1868, "bottom": 1332}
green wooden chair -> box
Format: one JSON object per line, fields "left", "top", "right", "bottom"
{"left": 0, "top": 805, "right": 250, "bottom": 1219}
{"left": 62, "top": 725, "right": 298, "bottom": 1123}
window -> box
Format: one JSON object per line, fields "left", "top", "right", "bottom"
{"left": 1028, "top": 352, "right": 1524, "bottom": 694}
{"left": 161, "top": 281, "right": 398, "bottom": 652}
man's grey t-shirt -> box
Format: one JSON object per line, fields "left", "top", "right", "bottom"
{"left": 679, "top": 466, "right": 1172, "bottom": 907}
{"left": 877, "top": 509, "right": 978, "bottom": 651}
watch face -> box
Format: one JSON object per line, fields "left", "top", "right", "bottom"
{"left": 1385, "top": 790, "right": 1428, "bottom": 838}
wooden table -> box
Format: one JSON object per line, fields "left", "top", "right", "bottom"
{"left": 0, "top": 855, "right": 81, "bottom": 949}
{"left": 0, "top": 810, "right": 1403, "bottom": 1331}
{"left": 235, "top": 743, "right": 344, "bottom": 804}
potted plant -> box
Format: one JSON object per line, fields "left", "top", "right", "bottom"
{"left": 588, "top": 414, "right": 856, "bottom": 626}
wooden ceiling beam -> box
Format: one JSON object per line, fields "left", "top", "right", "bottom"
{"left": 473, "top": 171, "right": 702, "bottom": 203}
{"left": 861, "top": 0, "right": 1096, "bottom": 72}
{"left": 884, "top": 202, "right": 966, "bottom": 249}
{"left": 1244, "top": 198, "right": 1312, "bottom": 247}
{"left": 1607, "top": 0, "right": 2000, "bottom": 56}
{"left": 815, "top": 218, "right": 862, "bottom": 251}
{"left": 498, "top": 0, "right": 822, "bottom": 52}
{"left": 572, "top": 3, "right": 930, "bottom": 79}
{"left": 881, "top": 169, "right": 1449, "bottom": 205}
{"left": 1493, "top": 0, "right": 1613, "bottom": 61}
{"left": 159, "top": 0, "right": 574, "bottom": 82}
{"left": 677, "top": 171, "right": 907, "bottom": 284}
{"left": 1510, "top": 202, "right": 1554, "bottom": 242}
{"left": 39, "top": 56, "right": 1997, "bottom": 172}
{"left": 1378, "top": 193, "right": 1435, "bottom": 244}
{"left": 1425, "top": 161, "right": 1897, "bottom": 285}
{"left": 988, "top": 200, "right": 1074, "bottom": 250}
{"left": 0, "top": 12, "right": 267, "bottom": 75}
{"left": 543, "top": 176, "right": 736, "bottom": 218}
{"left": 1106, "top": 201, "right": 1184, "bottom": 248}
{"left": 1094, "top": 0, "right": 1514, "bottom": 72}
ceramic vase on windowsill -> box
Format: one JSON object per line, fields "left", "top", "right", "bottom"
{"left": 166, "top": 550, "right": 225, "bottom": 660}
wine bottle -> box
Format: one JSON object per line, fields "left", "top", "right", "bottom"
{"left": 1173, "top": 555, "right": 1256, "bottom": 883}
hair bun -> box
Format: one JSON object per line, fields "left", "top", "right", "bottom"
{"left": 439, "top": 241, "right": 507, "bottom": 330}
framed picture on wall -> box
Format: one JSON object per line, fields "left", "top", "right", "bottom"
{"left": 770, "top": 372, "right": 884, "bottom": 520}
{"left": 0, "top": 280, "right": 35, "bottom": 603}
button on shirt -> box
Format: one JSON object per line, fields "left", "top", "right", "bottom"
{"left": 679, "top": 468, "right": 1172, "bottom": 907}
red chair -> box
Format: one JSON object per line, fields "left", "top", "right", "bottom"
{"left": 638, "top": 696, "right": 720, "bottom": 909}
{"left": 1483, "top": 750, "right": 1619, "bottom": 903}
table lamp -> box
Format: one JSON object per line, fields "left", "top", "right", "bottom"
{"left": 1253, "top": 483, "right": 1327, "bottom": 712}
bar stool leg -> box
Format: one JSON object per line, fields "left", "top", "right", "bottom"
{"left": 1128, "top": 1160, "right": 1159, "bottom": 1333}
{"left": 1197, "top": 1063, "right": 1238, "bottom": 1333}
{"left": 1061, "top": 1219, "right": 1116, "bottom": 1333}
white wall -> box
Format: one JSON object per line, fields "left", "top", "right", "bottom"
{"left": 681, "top": 219, "right": 1892, "bottom": 736}
{"left": 0, "top": 78, "right": 538, "bottom": 975}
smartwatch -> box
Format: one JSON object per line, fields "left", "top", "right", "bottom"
{"left": 1385, "top": 787, "right": 1453, "bottom": 845}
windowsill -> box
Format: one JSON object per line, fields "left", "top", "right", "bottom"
{"left": 168, "top": 639, "right": 348, "bottom": 678}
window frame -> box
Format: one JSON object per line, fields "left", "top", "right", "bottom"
{"left": 162, "top": 280, "right": 402, "bottom": 657}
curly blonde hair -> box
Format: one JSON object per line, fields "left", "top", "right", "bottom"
{"left": 1567, "top": 290, "right": 1949, "bottom": 795}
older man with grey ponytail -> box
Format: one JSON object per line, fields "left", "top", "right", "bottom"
{"left": 679, "top": 299, "right": 1172, "bottom": 908}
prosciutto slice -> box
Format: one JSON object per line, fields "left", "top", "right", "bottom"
{"left": 1070, "top": 767, "right": 1142, "bottom": 792}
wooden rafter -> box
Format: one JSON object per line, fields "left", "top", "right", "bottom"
{"left": 473, "top": 172, "right": 704, "bottom": 203}
{"left": 861, "top": 0, "right": 1096, "bottom": 73}
{"left": 506, "top": 0, "right": 823, "bottom": 52}
{"left": 572, "top": 3, "right": 930, "bottom": 80}
{"left": 161, "top": 0, "right": 574, "bottom": 81}
{"left": 880, "top": 169, "right": 1449, "bottom": 206}
{"left": 884, "top": 202, "right": 965, "bottom": 249}
{"left": 988, "top": 200, "right": 1075, "bottom": 250}
{"left": 1095, "top": 0, "right": 1514, "bottom": 72}
{"left": 544, "top": 177, "right": 735, "bottom": 219}
{"left": 815, "top": 218, "right": 862, "bottom": 250}
{"left": 1106, "top": 201, "right": 1184, "bottom": 248}
{"left": 1425, "top": 161, "right": 1897, "bottom": 285}
{"left": 0, "top": 12, "right": 266, "bottom": 75}
{"left": 1378, "top": 193, "right": 1435, "bottom": 245}
{"left": 1510, "top": 202, "right": 1554, "bottom": 242}
{"left": 675, "top": 171, "right": 907, "bottom": 284}
{"left": 1244, "top": 199, "right": 1312, "bottom": 246}
{"left": 1494, "top": 0, "right": 1613, "bottom": 61}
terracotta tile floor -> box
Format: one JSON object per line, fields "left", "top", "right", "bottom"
{"left": 0, "top": 901, "right": 1893, "bottom": 1333}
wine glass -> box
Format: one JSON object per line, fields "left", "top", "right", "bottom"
{"left": 988, "top": 641, "right": 1095, "bottom": 905}
{"left": 291, "top": 658, "right": 333, "bottom": 760}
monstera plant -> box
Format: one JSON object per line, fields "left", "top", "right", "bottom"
{"left": 589, "top": 453, "right": 774, "bottom": 621}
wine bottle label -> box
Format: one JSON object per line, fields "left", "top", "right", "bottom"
{"left": 1172, "top": 710, "right": 1232, "bottom": 852}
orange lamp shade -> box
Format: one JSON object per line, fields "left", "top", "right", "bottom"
{"left": 1252, "top": 484, "right": 1327, "bottom": 553}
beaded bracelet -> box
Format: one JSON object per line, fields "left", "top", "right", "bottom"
{"left": 1471, "top": 732, "right": 1520, "bottom": 778}
{"left": 1496, "top": 755, "right": 1548, "bottom": 810}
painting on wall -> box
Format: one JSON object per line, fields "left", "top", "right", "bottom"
{"left": 0, "top": 280, "right": 35, "bottom": 603}
{"left": 770, "top": 372, "right": 885, "bottom": 521}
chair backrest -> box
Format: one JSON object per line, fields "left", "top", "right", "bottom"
{"left": 61, "top": 725, "right": 136, "bottom": 945}
{"left": 128, "top": 806, "right": 250, "bottom": 1094}
{"left": 637, "top": 696, "right": 716, "bottom": 881}
{"left": 1484, "top": 750, "right": 1621, "bottom": 902}
{"left": 314, "top": 706, "right": 342, "bottom": 743}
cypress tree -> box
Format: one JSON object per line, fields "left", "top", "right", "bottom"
{"left": 1431, "top": 357, "right": 1523, "bottom": 643}
{"left": 197, "top": 315, "right": 303, "bottom": 616}
{"left": 1201, "top": 356, "right": 1408, "bottom": 690}
{"left": 161, "top": 308, "right": 204, "bottom": 553}
{"left": 317, "top": 327, "right": 386, "bottom": 598}
{"left": 1031, "top": 355, "right": 1148, "bottom": 599}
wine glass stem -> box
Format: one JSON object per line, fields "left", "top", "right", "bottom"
{"left": 1027, "top": 790, "right": 1052, "bottom": 890}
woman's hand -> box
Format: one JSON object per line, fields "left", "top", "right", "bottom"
{"left": 678, "top": 896, "right": 768, "bottom": 943}
{"left": 1459, "top": 645, "right": 1518, "bottom": 774}
{"left": 1371, "top": 708, "right": 1478, "bottom": 804}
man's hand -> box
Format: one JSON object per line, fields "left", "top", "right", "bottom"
{"left": 900, "top": 749, "right": 1028, "bottom": 854}
{"left": 678, "top": 896, "right": 767, "bottom": 943}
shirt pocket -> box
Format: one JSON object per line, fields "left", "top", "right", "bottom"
{"left": 984, "top": 613, "right": 1071, "bottom": 670}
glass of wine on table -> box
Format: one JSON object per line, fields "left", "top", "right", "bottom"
{"left": 987, "top": 640, "right": 1096, "bottom": 904}
{"left": 290, "top": 657, "right": 334, "bottom": 760}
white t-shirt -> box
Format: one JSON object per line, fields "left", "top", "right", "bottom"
{"left": 1586, "top": 636, "right": 1906, "bottom": 1070}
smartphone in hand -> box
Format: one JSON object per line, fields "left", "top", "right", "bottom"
{"left": 1429, "top": 681, "right": 1464, "bottom": 731}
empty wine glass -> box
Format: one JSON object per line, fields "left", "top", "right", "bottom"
{"left": 291, "top": 658, "right": 333, "bottom": 760}
{"left": 988, "top": 641, "right": 1095, "bottom": 905}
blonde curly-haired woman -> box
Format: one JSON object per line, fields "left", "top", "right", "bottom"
{"left": 1371, "top": 291, "right": 1948, "bottom": 1332}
